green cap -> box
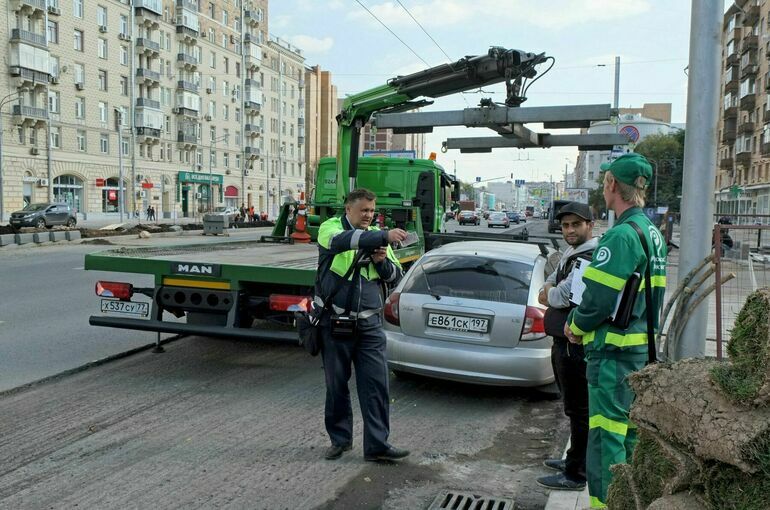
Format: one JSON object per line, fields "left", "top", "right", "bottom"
{"left": 600, "top": 153, "right": 653, "bottom": 187}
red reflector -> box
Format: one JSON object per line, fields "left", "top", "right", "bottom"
{"left": 269, "top": 294, "right": 311, "bottom": 312}
{"left": 384, "top": 291, "right": 400, "bottom": 326}
{"left": 96, "top": 281, "right": 133, "bottom": 301}
{"left": 521, "top": 305, "right": 546, "bottom": 341}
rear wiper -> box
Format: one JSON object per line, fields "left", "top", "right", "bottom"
{"left": 423, "top": 272, "right": 441, "bottom": 300}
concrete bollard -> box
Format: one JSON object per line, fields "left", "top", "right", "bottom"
{"left": 15, "top": 233, "right": 35, "bottom": 245}
{"left": 33, "top": 232, "right": 49, "bottom": 243}
{"left": 65, "top": 230, "right": 81, "bottom": 241}
{"left": 0, "top": 234, "right": 16, "bottom": 246}
{"left": 49, "top": 231, "right": 67, "bottom": 242}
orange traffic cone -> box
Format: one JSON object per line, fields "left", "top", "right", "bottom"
{"left": 290, "top": 192, "right": 311, "bottom": 243}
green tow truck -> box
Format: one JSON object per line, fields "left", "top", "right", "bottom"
{"left": 86, "top": 47, "right": 547, "bottom": 343}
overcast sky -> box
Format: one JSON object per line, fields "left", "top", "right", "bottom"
{"left": 269, "top": 1, "right": 699, "bottom": 185}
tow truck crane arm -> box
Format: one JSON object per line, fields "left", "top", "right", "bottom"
{"left": 334, "top": 46, "right": 548, "bottom": 204}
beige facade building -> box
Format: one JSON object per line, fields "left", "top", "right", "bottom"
{"left": 358, "top": 123, "right": 425, "bottom": 159}
{"left": 0, "top": 0, "right": 306, "bottom": 221}
{"left": 304, "top": 64, "right": 337, "bottom": 195}
{"left": 717, "top": 0, "right": 770, "bottom": 217}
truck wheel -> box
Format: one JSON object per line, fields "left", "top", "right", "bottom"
{"left": 35, "top": 218, "right": 46, "bottom": 229}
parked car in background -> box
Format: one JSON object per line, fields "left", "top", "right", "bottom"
{"left": 383, "top": 241, "right": 554, "bottom": 387}
{"left": 212, "top": 206, "right": 239, "bottom": 222}
{"left": 445, "top": 210, "right": 455, "bottom": 220}
{"left": 487, "top": 211, "right": 510, "bottom": 228}
{"left": 457, "top": 210, "right": 480, "bottom": 225}
{"left": 482, "top": 210, "right": 491, "bottom": 220}
{"left": 506, "top": 211, "right": 521, "bottom": 224}
{"left": 533, "top": 210, "right": 542, "bottom": 219}
{"left": 9, "top": 203, "right": 77, "bottom": 229}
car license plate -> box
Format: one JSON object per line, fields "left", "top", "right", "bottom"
{"left": 100, "top": 299, "right": 150, "bottom": 317}
{"left": 427, "top": 313, "right": 488, "bottom": 333}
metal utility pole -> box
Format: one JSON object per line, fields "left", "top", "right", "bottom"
{"left": 607, "top": 55, "right": 620, "bottom": 228}
{"left": 115, "top": 109, "right": 125, "bottom": 222}
{"left": 676, "top": 1, "right": 722, "bottom": 360}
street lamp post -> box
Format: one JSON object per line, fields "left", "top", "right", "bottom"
{"left": 208, "top": 134, "right": 229, "bottom": 213}
{"left": 114, "top": 108, "right": 126, "bottom": 222}
{"left": 0, "top": 89, "right": 26, "bottom": 222}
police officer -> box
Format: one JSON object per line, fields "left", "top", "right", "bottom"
{"left": 564, "top": 153, "right": 667, "bottom": 508}
{"left": 537, "top": 202, "right": 597, "bottom": 491}
{"left": 316, "top": 188, "right": 410, "bottom": 462}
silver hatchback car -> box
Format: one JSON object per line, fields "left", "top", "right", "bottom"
{"left": 384, "top": 241, "right": 554, "bottom": 387}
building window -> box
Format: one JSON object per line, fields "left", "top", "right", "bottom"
{"left": 210, "top": 51, "right": 216, "bottom": 69}
{"left": 74, "top": 63, "right": 85, "bottom": 85}
{"left": 99, "top": 101, "right": 108, "bottom": 122}
{"left": 122, "top": 137, "right": 129, "bottom": 156}
{"left": 221, "top": 34, "right": 227, "bottom": 48}
{"left": 120, "top": 46, "right": 128, "bottom": 65}
{"left": 47, "top": 20, "right": 58, "bottom": 44}
{"left": 77, "top": 130, "right": 86, "bottom": 151}
{"left": 48, "top": 91, "right": 60, "bottom": 113}
{"left": 208, "top": 27, "right": 215, "bottom": 40}
{"left": 120, "top": 15, "right": 128, "bottom": 36}
{"left": 74, "top": 29, "right": 83, "bottom": 51}
{"left": 223, "top": 104, "right": 229, "bottom": 120}
{"left": 73, "top": 0, "right": 83, "bottom": 18}
{"left": 120, "top": 76, "right": 128, "bottom": 96}
{"left": 223, "top": 81, "right": 229, "bottom": 97}
{"left": 50, "top": 126, "right": 61, "bottom": 148}
{"left": 210, "top": 126, "right": 216, "bottom": 141}
{"left": 222, "top": 10, "right": 228, "bottom": 25}
{"left": 98, "top": 38, "right": 108, "bottom": 59}
{"left": 97, "top": 5, "right": 107, "bottom": 27}
{"left": 99, "top": 70, "right": 108, "bottom": 91}
{"left": 208, "top": 2, "right": 215, "bottom": 17}
{"left": 235, "top": 154, "right": 240, "bottom": 170}
{"left": 100, "top": 134, "right": 109, "bottom": 154}
{"left": 75, "top": 97, "right": 85, "bottom": 118}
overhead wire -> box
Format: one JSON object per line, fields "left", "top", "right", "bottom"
{"left": 353, "top": 0, "right": 431, "bottom": 67}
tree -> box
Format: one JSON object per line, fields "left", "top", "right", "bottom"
{"left": 633, "top": 131, "right": 685, "bottom": 212}
{"left": 588, "top": 172, "right": 606, "bottom": 215}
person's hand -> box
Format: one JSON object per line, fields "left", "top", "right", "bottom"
{"left": 538, "top": 284, "right": 552, "bottom": 306}
{"left": 387, "top": 228, "right": 408, "bottom": 244}
{"left": 371, "top": 247, "right": 388, "bottom": 263}
{"left": 563, "top": 322, "right": 583, "bottom": 344}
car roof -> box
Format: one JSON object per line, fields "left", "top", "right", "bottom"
{"left": 424, "top": 241, "right": 543, "bottom": 264}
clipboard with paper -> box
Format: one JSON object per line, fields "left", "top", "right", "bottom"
{"left": 568, "top": 258, "right": 641, "bottom": 328}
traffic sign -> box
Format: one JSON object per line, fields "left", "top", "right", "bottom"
{"left": 475, "top": 176, "right": 482, "bottom": 182}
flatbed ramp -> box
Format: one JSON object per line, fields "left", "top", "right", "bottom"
{"left": 0, "top": 337, "right": 563, "bottom": 509}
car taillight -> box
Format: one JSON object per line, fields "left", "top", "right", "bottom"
{"left": 269, "top": 294, "right": 312, "bottom": 312}
{"left": 521, "top": 305, "right": 546, "bottom": 341}
{"left": 384, "top": 291, "right": 400, "bottom": 326}
{"left": 95, "top": 281, "right": 133, "bottom": 301}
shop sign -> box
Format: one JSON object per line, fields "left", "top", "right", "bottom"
{"left": 141, "top": 182, "right": 154, "bottom": 189}
{"left": 177, "top": 171, "right": 223, "bottom": 185}
{"left": 96, "top": 178, "right": 106, "bottom": 187}
{"left": 22, "top": 176, "right": 38, "bottom": 183}
{"left": 108, "top": 190, "right": 117, "bottom": 201}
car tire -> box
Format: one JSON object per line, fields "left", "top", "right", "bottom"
{"left": 504, "top": 225, "right": 509, "bottom": 228}
{"left": 66, "top": 218, "right": 77, "bottom": 228}
{"left": 35, "top": 218, "right": 46, "bottom": 229}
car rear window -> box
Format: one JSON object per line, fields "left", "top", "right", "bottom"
{"left": 403, "top": 255, "right": 532, "bottom": 304}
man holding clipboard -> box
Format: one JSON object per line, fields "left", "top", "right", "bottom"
{"left": 563, "top": 153, "right": 667, "bottom": 509}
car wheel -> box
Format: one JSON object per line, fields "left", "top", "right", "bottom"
{"left": 66, "top": 218, "right": 77, "bottom": 228}
{"left": 488, "top": 224, "right": 492, "bottom": 228}
{"left": 35, "top": 218, "right": 46, "bottom": 229}
{"left": 504, "top": 224, "right": 509, "bottom": 228}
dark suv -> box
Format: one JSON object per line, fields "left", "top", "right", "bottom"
{"left": 10, "top": 203, "right": 77, "bottom": 229}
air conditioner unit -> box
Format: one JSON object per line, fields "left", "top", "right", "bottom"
{"left": 75, "top": 82, "right": 84, "bottom": 90}
{"left": 50, "top": 76, "right": 59, "bottom": 85}
{"left": 172, "top": 107, "right": 180, "bottom": 114}
{"left": 118, "top": 33, "right": 130, "bottom": 41}
{"left": 38, "top": 178, "right": 48, "bottom": 186}
{"left": 230, "top": 35, "right": 235, "bottom": 44}
{"left": 244, "top": 169, "right": 249, "bottom": 176}
{"left": 136, "top": 174, "right": 144, "bottom": 182}
{"left": 30, "top": 147, "right": 40, "bottom": 155}
{"left": 206, "top": 88, "right": 212, "bottom": 94}
{"left": 48, "top": 6, "right": 60, "bottom": 15}
{"left": 205, "top": 114, "right": 212, "bottom": 121}
{"left": 99, "top": 25, "right": 107, "bottom": 33}
{"left": 225, "top": 169, "right": 231, "bottom": 175}
{"left": 231, "top": 97, "right": 236, "bottom": 103}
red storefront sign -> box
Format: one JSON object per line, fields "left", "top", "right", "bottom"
{"left": 141, "top": 182, "right": 154, "bottom": 189}
{"left": 108, "top": 190, "right": 117, "bottom": 201}
{"left": 95, "top": 178, "right": 106, "bottom": 187}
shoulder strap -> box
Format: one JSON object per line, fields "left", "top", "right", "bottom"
{"left": 628, "top": 221, "right": 657, "bottom": 364}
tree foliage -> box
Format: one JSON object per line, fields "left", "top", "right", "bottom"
{"left": 634, "top": 130, "right": 685, "bottom": 211}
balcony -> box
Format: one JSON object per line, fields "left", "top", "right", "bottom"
{"left": 740, "top": 93, "right": 756, "bottom": 110}
{"left": 736, "top": 151, "right": 752, "bottom": 166}
{"left": 720, "top": 157, "right": 734, "bottom": 169}
{"left": 10, "top": 28, "right": 47, "bottom": 48}
{"left": 297, "top": 116, "right": 304, "bottom": 127}
{"left": 726, "top": 53, "right": 739, "bottom": 69}
{"left": 136, "top": 68, "right": 161, "bottom": 84}
{"left": 135, "top": 0, "right": 162, "bottom": 17}
{"left": 136, "top": 97, "right": 160, "bottom": 110}
{"left": 298, "top": 78, "right": 305, "bottom": 89}
{"left": 724, "top": 67, "right": 739, "bottom": 93}
{"left": 744, "top": 2, "right": 760, "bottom": 24}
{"left": 724, "top": 105, "right": 738, "bottom": 119}
{"left": 136, "top": 38, "right": 160, "bottom": 55}
{"left": 244, "top": 10, "right": 261, "bottom": 25}
{"left": 173, "top": 106, "right": 198, "bottom": 117}
{"left": 244, "top": 100, "right": 261, "bottom": 113}
{"left": 764, "top": 110, "right": 770, "bottom": 123}
{"left": 176, "top": 52, "right": 198, "bottom": 68}
{"left": 741, "top": 34, "right": 758, "bottom": 53}
{"left": 763, "top": 142, "right": 770, "bottom": 157}
{"left": 136, "top": 126, "right": 161, "bottom": 143}
{"left": 740, "top": 62, "right": 758, "bottom": 79}
{"left": 9, "top": 65, "right": 49, "bottom": 85}
{"left": 245, "top": 124, "right": 262, "bottom": 136}
{"left": 722, "top": 124, "right": 737, "bottom": 143}
{"left": 177, "top": 80, "right": 199, "bottom": 93}
{"left": 10, "top": 0, "right": 46, "bottom": 12}
{"left": 176, "top": 25, "right": 199, "bottom": 41}
{"left": 244, "top": 146, "right": 261, "bottom": 159}
{"left": 298, "top": 98, "right": 305, "bottom": 109}
{"left": 177, "top": 131, "right": 198, "bottom": 147}
{"left": 12, "top": 104, "right": 48, "bottom": 124}
{"left": 738, "top": 121, "right": 755, "bottom": 134}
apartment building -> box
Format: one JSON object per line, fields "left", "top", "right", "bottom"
{"left": 358, "top": 123, "right": 425, "bottom": 159}
{"left": 304, "top": 64, "right": 337, "bottom": 195}
{"left": 716, "top": 0, "right": 770, "bottom": 218}
{"left": 0, "top": 0, "right": 307, "bottom": 221}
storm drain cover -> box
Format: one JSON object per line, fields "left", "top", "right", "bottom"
{"left": 428, "top": 490, "right": 514, "bottom": 510}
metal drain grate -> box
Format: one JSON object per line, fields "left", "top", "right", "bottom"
{"left": 428, "top": 490, "right": 514, "bottom": 510}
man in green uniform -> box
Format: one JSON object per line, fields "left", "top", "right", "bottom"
{"left": 563, "top": 153, "right": 667, "bottom": 508}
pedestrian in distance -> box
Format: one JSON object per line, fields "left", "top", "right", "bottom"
{"left": 563, "top": 153, "right": 667, "bottom": 509}
{"left": 316, "top": 188, "right": 410, "bottom": 462}
{"left": 146, "top": 205, "right": 152, "bottom": 221}
{"left": 536, "top": 202, "right": 598, "bottom": 492}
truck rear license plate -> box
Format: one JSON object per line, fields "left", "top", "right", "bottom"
{"left": 101, "top": 299, "right": 150, "bottom": 317}
{"left": 427, "top": 313, "right": 488, "bottom": 333}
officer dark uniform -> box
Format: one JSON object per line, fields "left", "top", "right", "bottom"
{"left": 316, "top": 192, "right": 409, "bottom": 462}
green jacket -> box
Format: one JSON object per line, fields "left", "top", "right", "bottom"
{"left": 567, "top": 207, "right": 667, "bottom": 359}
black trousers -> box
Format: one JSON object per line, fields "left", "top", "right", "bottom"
{"left": 320, "top": 322, "right": 390, "bottom": 456}
{"left": 551, "top": 335, "right": 588, "bottom": 481}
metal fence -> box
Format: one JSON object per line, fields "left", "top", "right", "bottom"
{"left": 713, "top": 218, "right": 770, "bottom": 359}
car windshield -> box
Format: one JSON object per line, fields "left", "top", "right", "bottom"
{"left": 460, "top": 211, "right": 473, "bottom": 216}
{"left": 22, "top": 203, "right": 49, "bottom": 211}
{"left": 404, "top": 255, "right": 532, "bottom": 304}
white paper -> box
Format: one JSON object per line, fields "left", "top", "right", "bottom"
{"left": 568, "top": 258, "right": 625, "bottom": 320}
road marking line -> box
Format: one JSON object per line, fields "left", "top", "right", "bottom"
{"left": 73, "top": 266, "right": 84, "bottom": 270}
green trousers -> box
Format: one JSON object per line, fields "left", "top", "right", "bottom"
{"left": 586, "top": 356, "right": 645, "bottom": 509}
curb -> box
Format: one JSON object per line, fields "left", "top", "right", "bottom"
{"left": 544, "top": 440, "right": 590, "bottom": 510}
